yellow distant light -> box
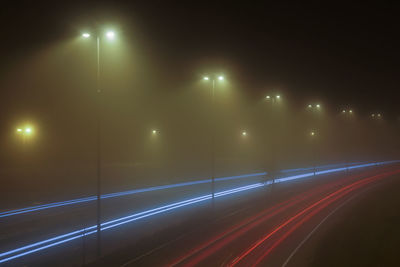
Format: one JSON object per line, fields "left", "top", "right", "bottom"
{"left": 342, "top": 110, "right": 346, "bottom": 113}
{"left": 310, "top": 131, "right": 315, "bottom": 136}
{"left": 82, "top": 33, "right": 91, "bottom": 38}
{"left": 218, "top": 76, "right": 224, "bottom": 81}
{"left": 242, "top": 131, "right": 247, "bottom": 136}
{"left": 203, "top": 76, "right": 209, "bottom": 81}
{"left": 349, "top": 110, "right": 353, "bottom": 113}
{"left": 17, "top": 128, "right": 22, "bottom": 132}
{"left": 152, "top": 130, "right": 157, "bottom": 134}
{"left": 276, "top": 95, "right": 281, "bottom": 99}
{"left": 308, "top": 104, "right": 312, "bottom": 108}
{"left": 25, "top": 128, "right": 32, "bottom": 133}
{"left": 266, "top": 95, "right": 271, "bottom": 99}
{"left": 316, "top": 104, "right": 321, "bottom": 108}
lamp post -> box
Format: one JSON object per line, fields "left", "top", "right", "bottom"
{"left": 310, "top": 131, "right": 317, "bottom": 175}
{"left": 203, "top": 75, "right": 224, "bottom": 207}
{"left": 82, "top": 30, "right": 115, "bottom": 257}
{"left": 341, "top": 108, "right": 354, "bottom": 172}
{"left": 16, "top": 126, "right": 33, "bottom": 145}
{"left": 264, "top": 94, "right": 282, "bottom": 185}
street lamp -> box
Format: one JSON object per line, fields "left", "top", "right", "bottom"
{"left": 309, "top": 130, "right": 317, "bottom": 175}
{"left": 307, "top": 103, "right": 322, "bottom": 111}
{"left": 81, "top": 28, "right": 117, "bottom": 257}
{"left": 203, "top": 74, "right": 225, "bottom": 206}
{"left": 242, "top": 130, "right": 247, "bottom": 136}
{"left": 265, "top": 94, "right": 281, "bottom": 103}
{"left": 16, "top": 126, "right": 34, "bottom": 144}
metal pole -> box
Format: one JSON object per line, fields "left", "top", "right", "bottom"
{"left": 211, "top": 79, "right": 215, "bottom": 207}
{"left": 96, "top": 35, "right": 102, "bottom": 257}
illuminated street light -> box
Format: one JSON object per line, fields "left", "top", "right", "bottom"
{"left": 80, "top": 27, "right": 118, "bottom": 256}
{"left": 17, "top": 128, "right": 22, "bottom": 132}
{"left": 342, "top": 110, "right": 346, "bottom": 113}
{"left": 377, "top": 113, "right": 381, "bottom": 117}
{"left": 106, "top": 31, "right": 115, "bottom": 40}
{"left": 307, "top": 103, "right": 322, "bottom": 111}
{"left": 202, "top": 73, "right": 226, "bottom": 205}
{"left": 242, "top": 131, "right": 247, "bottom": 136}
{"left": 349, "top": 109, "right": 353, "bottom": 114}
{"left": 25, "top": 128, "right": 32, "bottom": 133}
{"left": 265, "top": 94, "right": 281, "bottom": 103}
{"left": 310, "top": 131, "right": 315, "bottom": 136}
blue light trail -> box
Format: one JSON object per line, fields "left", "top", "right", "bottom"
{"left": 1, "top": 161, "right": 398, "bottom": 264}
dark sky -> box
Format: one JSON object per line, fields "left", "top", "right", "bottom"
{"left": 1, "top": 1, "right": 399, "bottom": 114}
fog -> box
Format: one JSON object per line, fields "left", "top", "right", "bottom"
{"left": 0, "top": 37, "right": 399, "bottom": 209}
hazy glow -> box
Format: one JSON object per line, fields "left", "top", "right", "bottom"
{"left": 242, "top": 131, "right": 247, "bottom": 136}
{"left": 349, "top": 109, "right": 353, "bottom": 113}
{"left": 307, "top": 104, "right": 312, "bottom": 108}
{"left": 17, "top": 128, "right": 22, "bottom": 132}
{"left": 342, "top": 110, "right": 346, "bottom": 113}
{"left": 276, "top": 95, "right": 281, "bottom": 99}
{"left": 106, "top": 31, "right": 115, "bottom": 40}
{"left": 266, "top": 95, "right": 271, "bottom": 99}
{"left": 82, "top": 33, "right": 91, "bottom": 38}
{"left": 310, "top": 131, "right": 315, "bottom": 136}
{"left": 377, "top": 113, "right": 381, "bottom": 117}
{"left": 25, "top": 128, "right": 32, "bottom": 133}
{"left": 218, "top": 76, "right": 224, "bottom": 81}
{"left": 203, "top": 76, "right": 209, "bottom": 81}
{"left": 152, "top": 130, "right": 157, "bottom": 134}
{"left": 316, "top": 104, "right": 321, "bottom": 108}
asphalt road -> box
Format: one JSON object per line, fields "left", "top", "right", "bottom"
{"left": 86, "top": 164, "right": 400, "bottom": 267}
{"left": 1, "top": 163, "right": 398, "bottom": 266}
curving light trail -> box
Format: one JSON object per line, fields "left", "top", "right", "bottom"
{"left": 0, "top": 161, "right": 398, "bottom": 264}
{"left": 1, "top": 161, "right": 392, "bottom": 219}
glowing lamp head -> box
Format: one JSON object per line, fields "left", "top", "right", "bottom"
{"left": 152, "top": 130, "right": 157, "bottom": 134}
{"left": 349, "top": 110, "right": 353, "bottom": 113}
{"left": 242, "top": 131, "right": 247, "bottom": 136}
{"left": 218, "top": 76, "right": 224, "bottom": 81}
{"left": 106, "top": 31, "right": 115, "bottom": 40}
{"left": 377, "top": 113, "right": 381, "bottom": 117}
{"left": 203, "top": 76, "right": 209, "bottom": 81}
{"left": 276, "top": 95, "right": 281, "bottom": 99}
{"left": 310, "top": 131, "right": 315, "bottom": 136}
{"left": 25, "top": 128, "right": 32, "bottom": 134}
{"left": 17, "top": 128, "right": 22, "bottom": 133}
{"left": 266, "top": 95, "right": 271, "bottom": 100}
{"left": 316, "top": 104, "right": 321, "bottom": 108}
{"left": 82, "top": 33, "right": 91, "bottom": 38}
{"left": 342, "top": 110, "right": 346, "bottom": 113}
{"left": 308, "top": 104, "right": 312, "bottom": 108}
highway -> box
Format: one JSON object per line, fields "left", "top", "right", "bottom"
{"left": 0, "top": 161, "right": 398, "bottom": 266}
{"left": 92, "top": 163, "right": 400, "bottom": 267}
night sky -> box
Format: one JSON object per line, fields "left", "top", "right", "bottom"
{"left": 1, "top": 1, "right": 399, "bottom": 113}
